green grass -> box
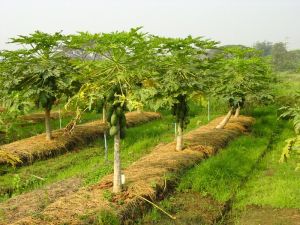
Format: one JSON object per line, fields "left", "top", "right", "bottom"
{"left": 234, "top": 123, "right": 300, "bottom": 209}
{"left": 0, "top": 102, "right": 225, "bottom": 202}
{"left": 137, "top": 106, "right": 291, "bottom": 224}
{"left": 274, "top": 72, "right": 300, "bottom": 97}
{"left": 138, "top": 105, "right": 299, "bottom": 224}
{"left": 177, "top": 107, "right": 279, "bottom": 202}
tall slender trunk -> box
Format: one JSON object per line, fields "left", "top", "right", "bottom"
{"left": 45, "top": 108, "right": 52, "bottom": 140}
{"left": 216, "top": 107, "right": 233, "bottom": 129}
{"left": 234, "top": 106, "right": 240, "bottom": 117}
{"left": 58, "top": 108, "right": 62, "bottom": 129}
{"left": 113, "top": 121, "right": 122, "bottom": 193}
{"left": 176, "top": 120, "right": 183, "bottom": 151}
{"left": 103, "top": 105, "right": 108, "bottom": 162}
{"left": 207, "top": 96, "right": 210, "bottom": 122}
{"left": 102, "top": 105, "right": 106, "bottom": 122}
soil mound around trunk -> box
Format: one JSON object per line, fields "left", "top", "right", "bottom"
{"left": 0, "top": 112, "right": 161, "bottom": 166}
{"left": 6, "top": 115, "right": 253, "bottom": 225}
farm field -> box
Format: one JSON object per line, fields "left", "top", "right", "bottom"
{"left": 1, "top": 72, "right": 299, "bottom": 224}
{"left": 0, "top": 102, "right": 229, "bottom": 224}
{"left": 137, "top": 74, "right": 300, "bottom": 225}
{"left": 0, "top": 19, "right": 300, "bottom": 225}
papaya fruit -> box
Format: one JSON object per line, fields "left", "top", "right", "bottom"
{"left": 40, "top": 93, "right": 48, "bottom": 108}
{"left": 109, "top": 126, "right": 118, "bottom": 136}
{"left": 111, "top": 113, "right": 118, "bottom": 126}
{"left": 107, "top": 106, "right": 114, "bottom": 123}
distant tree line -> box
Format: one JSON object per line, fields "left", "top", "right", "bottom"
{"left": 253, "top": 41, "right": 300, "bottom": 72}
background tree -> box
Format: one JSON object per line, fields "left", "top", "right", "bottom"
{"left": 253, "top": 41, "right": 273, "bottom": 56}
{"left": 215, "top": 46, "right": 272, "bottom": 129}
{"left": 271, "top": 42, "right": 290, "bottom": 71}
{"left": 139, "top": 36, "right": 217, "bottom": 150}
{"left": 0, "top": 31, "right": 79, "bottom": 140}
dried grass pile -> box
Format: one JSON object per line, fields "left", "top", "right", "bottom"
{"left": 8, "top": 115, "right": 254, "bottom": 225}
{"left": 0, "top": 178, "right": 82, "bottom": 224}
{"left": 19, "top": 111, "right": 75, "bottom": 123}
{"left": 0, "top": 112, "right": 161, "bottom": 166}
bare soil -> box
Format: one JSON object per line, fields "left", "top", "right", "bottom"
{"left": 140, "top": 191, "right": 224, "bottom": 225}
{"left": 230, "top": 205, "right": 300, "bottom": 225}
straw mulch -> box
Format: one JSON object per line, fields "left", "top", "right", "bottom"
{"left": 0, "top": 178, "right": 82, "bottom": 225}
{"left": 19, "top": 111, "right": 75, "bottom": 123}
{"left": 8, "top": 115, "right": 254, "bottom": 225}
{"left": 0, "top": 112, "right": 161, "bottom": 166}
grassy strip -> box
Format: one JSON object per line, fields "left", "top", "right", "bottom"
{"left": 234, "top": 122, "right": 300, "bottom": 209}
{"left": 136, "top": 107, "right": 281, "bottom": 224}
{"left": 177, "top": 107, "right": 278, "bottom": 202}
{"left": 0, "top": 105, "right": 223, "bottom": 202}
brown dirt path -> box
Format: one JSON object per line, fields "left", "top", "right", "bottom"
{"left": 0, "top": 112, "right": 161, "bottom": 166}
{"left": 7, "top": 116, "right": 253, "bottom": 225}
{"left": 140, "top": 191, "right": 224, "bottom": 225}
{"left": 232, "top": 206, "right": 300, "bottom": 225}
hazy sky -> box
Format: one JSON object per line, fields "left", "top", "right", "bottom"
{"left": 1, "top": 0, "right": 299, "bottom": 50}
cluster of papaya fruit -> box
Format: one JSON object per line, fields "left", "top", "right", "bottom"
{"left": 36, "top": 77, "right": 57, "bottom": 110}
{"left": 39, "top": 92, "right": 56, "bottom": 110}
{"left": 228, "top": 94, "right": 245, "bottom": 108}
{"left": 171, "top": 95, "right": 190, "bottom": 129}
{"left": 107, "top": 86, "right": 127, "bottom": 139}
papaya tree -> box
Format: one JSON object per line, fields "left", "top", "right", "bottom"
{"left": 65, "top": 32, "right": 111, "bottom": 161}
{"left": 138, "top": 36, "right": 217, "bottom": 150}
{"left": 0, "top": 31, "right": 79, "bottom": 140}
{"left": 67, "top": 28, "right": 151, "bottom": 193}
{"left": 215, "top": 46, "right": 272, "bottom": 129}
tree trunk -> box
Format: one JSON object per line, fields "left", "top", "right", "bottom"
{"left": 102, "top": 105, "right": 106, "bottom": 122}
{"left": 234, "top": 106, "right": 240, "bottom": 117}
{"left": 45, "top": 108, "right": 52, "bottom": 140}
{"left": 113, "top": 122, "right": 122, "bottom": 193}
{"left": 207, "top": 96, "right": 210, "bottom": 122}
{"left": 216, "top": 108, "right": 233, "bottom": 129}
{"left": 176, "top": 121, "right": 183, "bottom": 151}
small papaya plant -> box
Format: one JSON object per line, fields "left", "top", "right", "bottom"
{"left": 279, "top": 99, "right": 300, "bottom": 169}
